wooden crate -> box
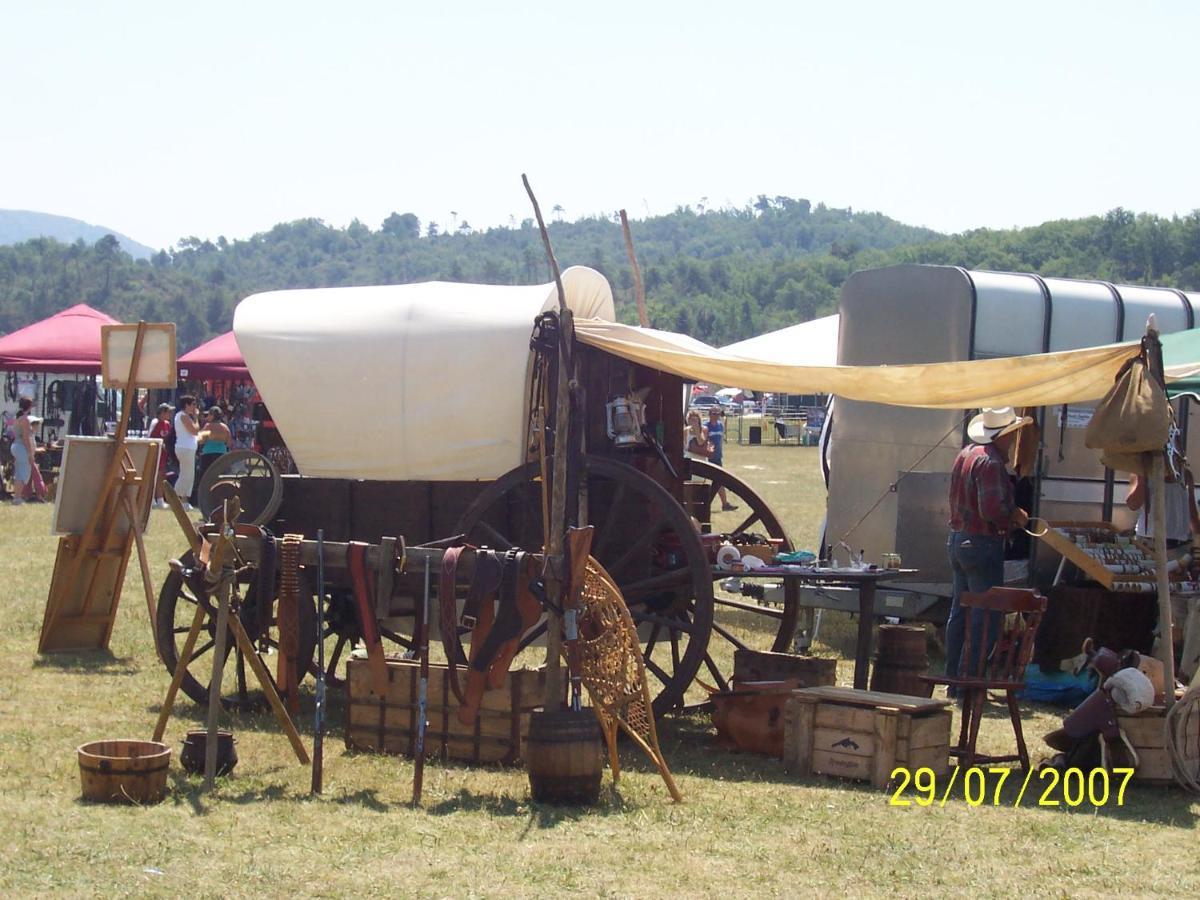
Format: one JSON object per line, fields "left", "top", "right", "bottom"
{"left": 1119, "top": 707, "right": 1200, "bottom": 786}
{"left": 345, "top": 657, "right": 549, "bottom": 766}
{"left": 733, "top": 649, "right": 837, "bottom": 688}
{"left": 783, "top": 686, "right": 951, "bottom": 789}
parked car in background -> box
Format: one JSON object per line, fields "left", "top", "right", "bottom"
{"left": 689, "top": 394, "right": 723, "bottom": 411}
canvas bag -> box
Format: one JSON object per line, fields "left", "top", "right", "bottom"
{"left": 1085, "top": 346, "right": 1169, "bottom": 454}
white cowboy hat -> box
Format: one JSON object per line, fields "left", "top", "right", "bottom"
{"left": 967, "top": 407, "right": 1033, "bottom": 444}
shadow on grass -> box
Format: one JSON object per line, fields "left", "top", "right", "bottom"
{"left": 34, "top": 649, "right": 139, "bottom": 675}
{"left": 144, "top": 684, "right": 348, "bottom": 736}
{"left": 165, "top": 771, "right": 291, "bottom": 814}
{"left": 427, "top": 783, "right": 629, "bottom": 831}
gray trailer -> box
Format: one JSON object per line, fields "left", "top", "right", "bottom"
{"left": 798, "top": 264, "right": 1200, "bottom": 635}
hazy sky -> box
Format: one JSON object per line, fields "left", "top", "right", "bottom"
{"left": 3, "top": 1, "right": 1197, "bottom": 251}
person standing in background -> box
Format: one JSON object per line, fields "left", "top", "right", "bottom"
{"left": 148, "top": 403, "right": 173, "bottom": 509}
{"left": 196, "top": 407, "right": 232, "bottom": 487}
{"left": 173, "top": 395, "right": 200, "bottom": 510}
{"left": 706, "top": 407, "right": 738, "bottom": 512}
{"left": 944, "top": 407, "right": 1032, "bottom": 690}
{"left": 9, "top": 398, "right": 42, "bottom": 504}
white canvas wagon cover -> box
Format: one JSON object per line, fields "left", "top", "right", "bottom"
{"left": 233, "top": 266, "right": 614, "bottom": 481}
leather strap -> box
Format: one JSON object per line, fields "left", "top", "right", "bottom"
{"left": 347, "top": 541, "right": 389, "bottom": 695}
{"left": 439, "top": 545, "right": 468, "bottom": 703}
{"left": 458, "top": 551, "right": 544, "bottom": 724}
{"left": 277, "top": 534, "right": 302, "bottom": 715}
{"left": 256, "top": 531, "right": 278, "bottom": 640}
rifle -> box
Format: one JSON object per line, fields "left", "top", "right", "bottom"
{"left": 412, "top": 555, "right": 432, "bottom": 806}
{"left": 311, "top": 529, "right": 326, "bottom": 795}
{"left": 563, "top": 526, "right": 594, "bottom": 711}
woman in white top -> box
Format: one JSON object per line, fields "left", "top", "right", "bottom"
{"left": 9, "top": 398, "right": 39, "bottom": 504}
{"left": 173, "top": 395, "right": 201, "bottom": 509}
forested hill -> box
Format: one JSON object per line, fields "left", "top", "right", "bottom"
{"left": 1, "top": 198, "right": 1198, "bottom": 354}
{"left": 0, "top": 209, "right": 156, "bottom": 260}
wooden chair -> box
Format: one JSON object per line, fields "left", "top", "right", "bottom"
{"left": 922, "top": 587, "right": 1047, "bottom": 770}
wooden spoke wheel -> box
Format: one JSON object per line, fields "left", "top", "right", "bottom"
{"left": 454, "top": 454, "right": 714, "bottom": 717}
{"left": 311, "top": 590, "right": 416, "bottom": 690}
{"left": 683, "top": 457, "right": 801, "bottom": 677}
{"left": 155, "top": 551, "right": 317, "bottom": 711}
{"left": 196, "top": 450, "right": 283, "bottom": 526}
{"left": 264, "top": 444, "right": 297, "bottom": 475}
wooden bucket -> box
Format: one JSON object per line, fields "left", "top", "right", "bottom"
{"left": 77, "top": 739, "right": 171, "bottom": 804}
{"left": 526, "top": 709, "right": 604, "bottom": 805}
{"left": 869, "top": 625, "right": 933, "bottom": 698}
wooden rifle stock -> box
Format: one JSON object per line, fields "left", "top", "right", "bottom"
{"left": 563, "top": 526, "right": 594, "bottom": 711}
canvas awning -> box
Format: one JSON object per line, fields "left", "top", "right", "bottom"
{"left": 574, "top": 319, "right": 1150, "bottom": 409}
{"left": 178, "top": 331, "right": 250, "bottom": 380}
{"left": 0, "top": 304, "right": 120, "bottom": 374}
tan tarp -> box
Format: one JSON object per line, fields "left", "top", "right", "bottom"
{"left": 573, "top": 319, "right": 1145, "bottom": 409}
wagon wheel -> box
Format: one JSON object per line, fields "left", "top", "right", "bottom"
{"left": 155, "top": 550, "right": 317, "bottom": 710}
{"left": 264, "top": 444, "right": 296, "bottom": 475}
{"left": 454, "top": 454, "right": 714, "bottom": 717}
{"left": 311, "top": 590, "right": 416, "bottom": 690}
{"left": 196, "top": 450, "right": 283, "bottom": 526}
{"left": 684, "top": 457, "right": 802, "bottom": 656}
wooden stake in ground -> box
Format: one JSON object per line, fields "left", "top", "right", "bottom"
{"left": 619, "top": 209, "right": 650, "bottom": 328}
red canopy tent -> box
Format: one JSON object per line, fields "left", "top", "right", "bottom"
{"left": 177, "top": 331, "right": 250, "bottom": 380}
{"left": 0, "top": 304, "right": 120, "bottom": 374}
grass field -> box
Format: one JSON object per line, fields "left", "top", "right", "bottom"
{"left": 1, "top": 443, "right": 1198, "bottom": 897}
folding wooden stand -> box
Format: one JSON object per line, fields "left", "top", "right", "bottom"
{"left": 39, "top": 323, "right": 168, "bottom": 653}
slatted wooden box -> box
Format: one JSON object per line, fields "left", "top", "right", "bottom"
{"left": 733, "top": 648, "right": 837, "bottom": 687}
{"left": 1118, "top": 707, "right": 1200, "bottom": 786}
{"left": 783, "top": 686, "right": 951, "bottom": 788}
{"left": 345, "top": 657, "right": 549, "bottom": 766}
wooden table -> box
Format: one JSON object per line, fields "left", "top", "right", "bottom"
{"left": 718, "top": 567, "right": 920, "bottom": 690}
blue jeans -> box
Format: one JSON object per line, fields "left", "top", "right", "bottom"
{"left": 945, "top": 532, "right": 1005, "bottom": 684}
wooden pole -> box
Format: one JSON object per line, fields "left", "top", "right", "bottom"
{"left": 203, "top": 554, "right": 232, "bottom": 790}
{"left": 619, "top": 209, "right": 649, "bottom": 328}
{"left": 152, "top": 589, "right": 208, "bottom": 743}
{"left": 1145, "top": 321, "right": 1176, "bottom": 709}
{"left": 523, "top": 173, "right": 570, "bottom": 712}
{"left": 1149, "top": 454, "right": 1176, "bottom": 708}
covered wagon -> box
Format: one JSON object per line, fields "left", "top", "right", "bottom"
{"left": 155, "top": 267, "right": 805, "bottom": 716}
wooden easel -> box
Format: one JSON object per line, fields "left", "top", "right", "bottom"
{"left": 38, "top": 322, "right": 166, "bottom": 653}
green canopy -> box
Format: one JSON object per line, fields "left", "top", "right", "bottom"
{"left": 1162, "top": 328, "right": 1200, "bottom": 399}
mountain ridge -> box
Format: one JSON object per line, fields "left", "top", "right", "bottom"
{"left": 0, "top": 209, "right": 156, "bottom": 260}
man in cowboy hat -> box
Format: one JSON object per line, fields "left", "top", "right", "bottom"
{"left": 944, "top": 407, "right": 1033, "bottom": 688}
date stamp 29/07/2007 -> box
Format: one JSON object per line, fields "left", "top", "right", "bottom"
{"left": 888, "top": 766, "right": 1136, "bottom": 808}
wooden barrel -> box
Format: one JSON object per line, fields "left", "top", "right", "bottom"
{"left": 526, "top": 709, "right": 604, "bottom": 805}
{"left": 77, "top": 739, "right": 171, "bottom": 804}
{"left": 869, "top": 625, "right": 933, "bottom": 698}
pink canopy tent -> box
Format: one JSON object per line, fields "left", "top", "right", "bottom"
{"left": 177, "top": 330, "right": 250, "bottom": 380}
{"left": 0, "top": 304, "right": 120, "bottom": 374}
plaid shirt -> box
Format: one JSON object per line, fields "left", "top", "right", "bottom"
{"left": 948, "top": 442, "right": 1016, "bottom": 536}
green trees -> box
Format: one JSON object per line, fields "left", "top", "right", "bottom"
{"left": 3, "top": 201, "right": 1199, "bottom": 353}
